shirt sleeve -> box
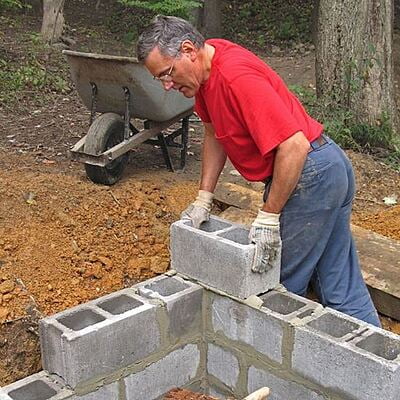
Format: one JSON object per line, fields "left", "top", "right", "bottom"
{"left": 194, "top": 91, "right": 211, "bottom": 123}
{"left": 228, "top": 74, "right": 302, "bottom": 156}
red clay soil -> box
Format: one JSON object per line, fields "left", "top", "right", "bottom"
{"left": 353, "top": 205, "right": 400, "bottom": 241}
{"left": 164, "top": 388, "right": 220, "bottom": 400}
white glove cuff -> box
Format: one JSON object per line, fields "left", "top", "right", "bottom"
{"left": 193, "top": 190, "right": 214, "bottom": 211}
{"left": 252, "top": 209, "right": 280, "bottom": 227}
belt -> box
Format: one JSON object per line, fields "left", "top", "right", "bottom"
{"left": 309, "top": 133, "right": 328, "bottom": 152}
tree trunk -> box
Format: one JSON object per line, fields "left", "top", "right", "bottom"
{"left": 200, "top": 0, "right": 222, "bottom": 38}
{"left": 316, "top": 0, "right": 398, "bottom": 132}
{"left": 41, "top": 0, "right": 65, "bottom": 44}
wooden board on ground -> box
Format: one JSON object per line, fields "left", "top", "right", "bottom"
{"left": 352, "top": 225, "right": 400, "bottom": 321}
{"left": 215, "top": 182, "right": 263, "bottom": 212}
{"left": 217, "top": 195, "right": 400, "bottom": 321}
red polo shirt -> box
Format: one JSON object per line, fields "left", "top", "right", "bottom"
{"left": 195, "top": 39, "right": 323, "bottom": 181}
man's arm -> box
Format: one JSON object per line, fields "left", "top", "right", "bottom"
{"left": 180, "top": 123, "right": 226, "bottom": 228}
{"left": 262, "top": 131, "right": 310, "bottom": 214}
{"left": 199, "top": 122, "right": 227, "bottom": 193}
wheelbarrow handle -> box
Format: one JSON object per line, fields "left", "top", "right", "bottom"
{"left": 242, "top": 387, "right": 270, "bottom": 400}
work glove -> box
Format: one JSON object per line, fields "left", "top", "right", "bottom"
{"left": 181, "top": 190, "right": 214, "bottom": 229}
{"left": 249, "top": 209, "right": 282, "bottom": 273}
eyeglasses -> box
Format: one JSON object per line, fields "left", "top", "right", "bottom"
{"left": 153, "top": 52, "right": 180, "bottom": 83}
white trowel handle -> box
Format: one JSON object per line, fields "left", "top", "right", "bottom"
{"left": 242, "top": 387, "right": 270, "bottom": 400}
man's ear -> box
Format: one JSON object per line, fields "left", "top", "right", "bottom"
{"left": 181, "top": 40, "right": 197, "bottom": 61}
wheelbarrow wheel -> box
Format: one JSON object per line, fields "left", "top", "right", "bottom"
{"left": 84, "top": 113, "right": 129, "bottom": 185}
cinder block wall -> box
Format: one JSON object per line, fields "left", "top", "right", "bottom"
{"left": 204, "top": 289, "right": 400, "bottom": 400}
{"left": 0, "top": 274, "right": 207, "bottom": 400}
{"left": 1, "top": 215, "right": 400, "bottom": 400}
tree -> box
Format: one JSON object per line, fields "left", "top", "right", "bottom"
{"left": 197, "top": 0, "right": 222, "bottom": 38}
{"left": 41, "top": 0, "right": 65, "bottom": 43}
{"left": 316, "top": 0, "right": 398, "bottom": 134}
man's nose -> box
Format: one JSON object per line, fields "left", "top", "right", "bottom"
{"left": 162, "top": 80, "right": 174, "bottom": 91}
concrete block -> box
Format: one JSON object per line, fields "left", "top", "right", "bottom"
{"left": 259, "top": 290, "right": 321, "bottom": 320}
{"left": 211, "top": 294, "right": 283, "bottom": 363}
{"left": 207, "top": 343, "right": 240, "bottom": 390}
{"left": 40, "top": 289, "right": 161, "bottom": 387}
{"left": 125, "top": 343, "right": 201, "bottom": 400}
{"left": 292, "top": 309, "right": 400, "bottom": 400}
{"left": 0, "top": 371, "right": 73, "bottom": 400}
{"left": 73, "top": 382, "right": 119, "bottom": 400}
{"left": 248, "top": 366, "right": 325, "bottom": 400}
{"left": 170, "top": 216, "right": 280, "bottom": 299}
{"left": 210, "top": 291, "right": 319, "bottom": 364}
{"left": 137, "top": 274, "right": 203, "bottom": 339}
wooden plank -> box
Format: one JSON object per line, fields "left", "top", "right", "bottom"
{"left": 352, "top": 225, "right": 400, "bottom": 320}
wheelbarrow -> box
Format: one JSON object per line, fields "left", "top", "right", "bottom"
{"left": 63, "top": 50, "right": 194, "bottom": 185}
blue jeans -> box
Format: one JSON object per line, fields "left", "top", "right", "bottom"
{"left": 264, "top": 136, "right": 381, "bottom": 327}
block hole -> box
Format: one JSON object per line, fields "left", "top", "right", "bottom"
{"left": 8, "top": 380, "right": 57, "bottom": 400}
{"left": 198, "top": 219, "right": 231, "bottom": 232}
{"left": 307, "top": 313, "right": 359, "bottom": 338}
{"left": 297, "top": 309, "right": 314, "bottom": 319}
{"left": 144, "top": 277, "right": 189, "bottom": 297}
{"left": 355, "top": 332, "right": 400, "bottom": 361}
{"left": 261, "top": 292, "right": 306, "bottom": 315}
{"left": 98, "top": 295, "right": 143, "bottom": 315}
{"left": 218, "top": 228, "right": 250, "bottom": 245}
{"left": 57, "top": 309, "right": 105, "bottom": 331}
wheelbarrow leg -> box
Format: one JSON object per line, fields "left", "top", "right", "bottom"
{"left": 144, "top": 120, "right": 174, "bottom": 172}
{"left": 157, "top": 132, "right": 174, "bottom": 172}
{"left": 180, "top": 116, "right": 189, "bottom": 170}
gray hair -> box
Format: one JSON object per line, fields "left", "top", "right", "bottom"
{"left": 137, "top": 15, "right": 205, "bottom": 62}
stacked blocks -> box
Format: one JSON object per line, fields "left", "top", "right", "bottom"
{"left": 36, "top": 275, "right": 204, "bottom": 399}
{"left": 39, "top": 289, "right": 161, "bottom": 388}
{"left": 292, "top": 308, "right": 400, "bottom": 400}
{"left": 205, "top": 288, "right": 327, "bottom": 399}
{"left": 170, "top": 215, "right": 281, "bottom": 299}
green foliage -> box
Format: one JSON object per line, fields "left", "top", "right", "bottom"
{"left": 290, "top": 85, "right": 400, "bottom": 169}
{"left": 0, "top": 0, "right": 23, "bottom": 10}
{"left": 223, "top": 0, "right": 314, "bottom": 50}
{"left": 118, "top": 0, "right": 201, "bottom": 19}
{"left": 0, "top": 33, "right": 70, "bottom": 104}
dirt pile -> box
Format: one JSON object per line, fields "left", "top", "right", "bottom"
{"left": 354, "top": 205, "right": 400, "bottom": 240}
{"left": 0, "top": 156, "right": 197, "bottom": 321}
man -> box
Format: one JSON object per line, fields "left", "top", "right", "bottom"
{"left": 137, "top": 15, "right": 380, "bottom": 327}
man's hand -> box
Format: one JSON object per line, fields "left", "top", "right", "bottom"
{"left": 181, "top": 190, "right": 214, "bottom": 228}
{"left": 249, "top": 209, "right": 282, "bottom": 273}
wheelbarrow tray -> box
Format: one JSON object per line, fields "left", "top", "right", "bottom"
{"left": 63, "top": 50, "right": 194, "bottom": 122}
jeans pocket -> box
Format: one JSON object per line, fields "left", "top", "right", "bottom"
{"left": 297, "top": 157, "right": 318, "bottom": 186}
{"left": 295, "top": 156, "right": 332, "bottom": 190}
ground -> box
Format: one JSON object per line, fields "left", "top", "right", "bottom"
{"left": 0, "top": 1, "right": 400, "bottom": 390}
